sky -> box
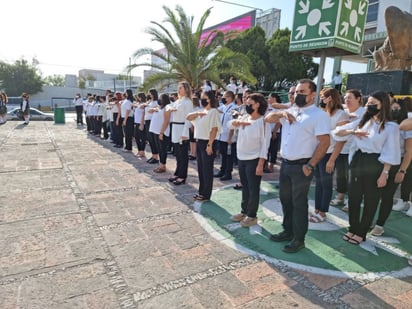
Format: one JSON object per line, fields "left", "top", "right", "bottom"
{"left": 2, "top": 0, "right": 366, "bottom": 83}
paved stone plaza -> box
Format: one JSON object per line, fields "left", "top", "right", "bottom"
{"left": 0, "top": 118, "right": 411, "bottom": 308}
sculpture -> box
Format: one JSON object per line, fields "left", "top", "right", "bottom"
{"left": 373, "top": 6, "right": 412, "bottom": 71}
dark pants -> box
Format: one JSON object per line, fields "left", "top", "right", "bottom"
{"left": 153, "top": 133, "right": 170, "bottom": 164}
{"left": 335, "top": 153, "right": 349, "bottom": 194}
{"left": 238, "top": 158, "right": 262, "bottom": 218}
{"left": 113, "top": 113, "right": 123, "bottom": 147}
{"left": 279, "top": 160, "right": 313, "bottom": 242}
{"left": 196, "top": 140, "right": 216, "bottom": 199}
{"left": 134, "top": 123, "right": 147, "bottom": 151}
{"left": 401, "top": 162, "right": 412, "bottom": 201}
{"left": 145, "top": 120, "right": 159, "bottom": 155}
{"left": 173, "top": 140, "right": 189, "bottom": 179}
{"left": 348, "top": 151, "right": 382, "bottom": 238}
{"left": 267, "top": 133, "right": 281, "bottom": 164}
{"left": 314, "top": 153, "right": 334, "bottom": 212}
{"left": 94, "top": 116, "right": 102, "bottom": 136}
{"left": 218, "top": 141, "right": 236, "bottom": 177}
{"left": 75, "top": 105, "right": 83, "bottom": 124}
{"left": 102, "top": 120, "right": 109, "bottom": 139}
{"left": 376, "top": 164, "right": 400, "bottom": 226}
{"left": 123, "top": 117, "right": 134, "bottom": 150}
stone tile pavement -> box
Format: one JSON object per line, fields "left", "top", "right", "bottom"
{"left": 0, "top": 118, "right": 411, "bottom": 308}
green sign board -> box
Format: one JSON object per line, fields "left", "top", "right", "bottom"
{"left": 289, "top": 0, "right": 369, "bottom": 55}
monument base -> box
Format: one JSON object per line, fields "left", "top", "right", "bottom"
{"left": 346, "top": 70, "right": 412, "bottom": 96}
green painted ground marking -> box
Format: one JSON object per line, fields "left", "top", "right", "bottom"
{"left": 193, "top": 181, "right": 412, "bottom": 279}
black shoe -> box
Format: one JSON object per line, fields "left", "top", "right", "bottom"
{"left": 148, "top": 159, "right": 159, "bottom": 164}
{"left": 189, "top": 155, "right": 197, "bottom": 160}
{"left": 147, "top": 157, "right": 155, "bottom": 163}
{"left": 283, "top": 240, "right": 305, "bottom": 253}
{"left": 214, "top": 172, "right": 224, "bottom": 178}
{"left": 220, "top": 175, "right": 232, "bottom": 181}
{"left": 269, "top": 231, "right": 293, "bottom": 242}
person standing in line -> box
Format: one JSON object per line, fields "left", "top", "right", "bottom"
{"left": 229, "top": 93, "right": 270, "bottom": 227}
{"left": 142, "top": 89, "right": 160, "bottom": 163}
{"left": 310, "top": 88, "right": 349, "bottom": 223}
{"left": 265, "top": 79, "right": 330, "bottom": 253}
{"left": 333, "top": 71, "right": 343, "bottom": 94}
{"left": 333, "top": 91, "right": 400, "bottom": 245}
{"left": 226, "top": 77, "right": 237, "bottom": 94}
{"left": 214, "top": 90, "right": 237, "bottom": 181}
{"left": 73, "top": 93, "right": 84, "bottom": 125}
{"left": 149, "top": 93, "right": 171, "bottom": 171}
{"left": 132, "top": 92, "right": 147, "bottom": 158}
{"left": 370, "top": 100, "right": 412, "bottom": 235}
{"left": 121, "top": 89, "right": 135, "bottom": 152}
{"left": 113, "top": 92, "right": 124, "bottom": 148}
{"left": 83, "top": 93, "right": 92, "bottom": 132}
{"left": 186, "top": 90, "right": 221, "bottom": 201}
{"left": 188, "top": 95, "right": 202, "bottom": 161}
{"left": 264, "top": 93, "right": 283, "bottom": 173}
{"left": 168, "top": 81, "right": 193, "bottom": 185}
{"left": 330, "top": 89, "right": 365, "bottom": 210}
{"left": 0, "top": 92, "right": 8, "bottom": 124}
{"left": 21, "top": 92, "right": 30, "bottom": 125}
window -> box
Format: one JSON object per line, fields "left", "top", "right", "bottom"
{"left": 367, "top": 0, "right": 379, "bottom": 23}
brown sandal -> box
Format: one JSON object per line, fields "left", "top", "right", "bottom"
{"left": 153, "top": 167, "right": 166, "bottom": 173}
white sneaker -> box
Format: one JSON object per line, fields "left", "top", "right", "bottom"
{"left": 371, "top": 225, "right": 384, "bottom": 236}
{"left": 392, "top": 198, "right": 408, "bottom": 211}
{"left": 405, "top": 202, "right": 412, "bottom": 217}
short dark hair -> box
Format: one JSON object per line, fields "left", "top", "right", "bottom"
{"left": 298, "top": 79, "right": 317, "bottom": 93}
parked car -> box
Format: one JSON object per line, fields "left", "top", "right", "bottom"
{"left": 7, "top": 107, "right": 54, "bottom": 121}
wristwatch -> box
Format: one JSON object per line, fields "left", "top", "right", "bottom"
{"left": 305, "top": 163, "right": 314, "bottom": 171}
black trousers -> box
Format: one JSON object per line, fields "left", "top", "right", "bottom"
{"left": 376, "top": 164, "right": 400, "bottom": 226}
{"left": 75, "top": 105, "right": 83, "bottom": 124}
{"left": 335, "top": 153, "right": 349, "bottom": 194}
{"left": 153, "top": 133, "right": 170, "bottom": 164}
{"left": 196, "top": 140, "right": 216, "bottom": 199}
{"left": 401, "top": 161, "right": 412, "bottom": 201}
{"left": 173, "top": 140, "right": 189, "bottom": 179}
{"left": 238, "top": 158, "right": 262, "bottom": 218}
{"left": 348, "top": 151, "right": 382, "bottom": 238}
{"left": 123, "top": 117, "right": 134, "bottom": 150}
{"left": 145, "top": 120, "right": 159, "bottom": 155}
{"left": 113, "top": 113, "right": 123, "bottom": 146}
{"left": 218, "top": 141, "right": 236, "bottom": 176}
{"left": 134, "top": 123, "right": 147, "bottom": 151}
{"left": 279, "top": 160, "right": 313, "bottom": 242}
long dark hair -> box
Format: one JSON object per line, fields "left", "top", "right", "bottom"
{"left": 158, "top": 93, "right": 171, "bottom": 109}
{"left": 358, "top": 91, "right": 391, "bottom": 133}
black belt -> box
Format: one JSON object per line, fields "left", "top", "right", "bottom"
{"left": 171, "top": 122, "right": 185, "bottom": 125}
{"left": 282, "top": 158, "right": 310, "bottom": 165}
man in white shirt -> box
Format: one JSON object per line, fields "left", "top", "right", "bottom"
{"left": 265, "top": 79, "right": 330, "bottom": 253}
{"left": 214, "top": 91, "right": 237, "bottom": 180}
{"left": 333, "top": 71, "right": 342, "bottom": 94}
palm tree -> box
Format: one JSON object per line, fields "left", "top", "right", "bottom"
{"left": 127, "top": 5, "right": 256, "bottom": 92}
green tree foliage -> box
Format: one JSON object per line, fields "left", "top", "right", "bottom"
{"left": 267, "top": 29, "right": 318, "bottom": 90}
{"left": 43, "top": 74, "right": 65, "bottom": 87}
{"left": 225, "top": 27, "right": 269, "bottom": 89}
{"left": 225, "top": 27, "right": 319, "bottom": 91}
{"left": 0, "top": 59, "right": 43, "bottom": 96}
{"left": 127, "top": 5, "right": 256, "bottom": 92}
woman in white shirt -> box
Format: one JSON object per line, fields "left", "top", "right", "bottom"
{"left": 168, "top": 81, "right": 193, "bottom": 185}
{"left": 228, "top": 93, "right": 270, "bottom": 227}
{"left": 121, "top": 89, "right": 135, "bottom": 152}
{"left": 333, "top": 91, "right": 401, "bottom": 245}
{"left": 186, "top": 90, "right": 221, "bottom": 201}
{"left": 330, "top": 89, "right": 365, "bottom": 210}
{"left": 150, "top": 93, "right": 172, "bottom": 173}
{"left": 133, "top": 93, "right": 147, "bottom": 158}
{"left": 311, "top": 88, "right": 349, "bottom": 223}
{"left": 142, "top": 89, "right": 160, "bottom": 163}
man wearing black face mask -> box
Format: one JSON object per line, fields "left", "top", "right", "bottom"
{"left": 265, "top": 79, "right": 330, "bottom": 253}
